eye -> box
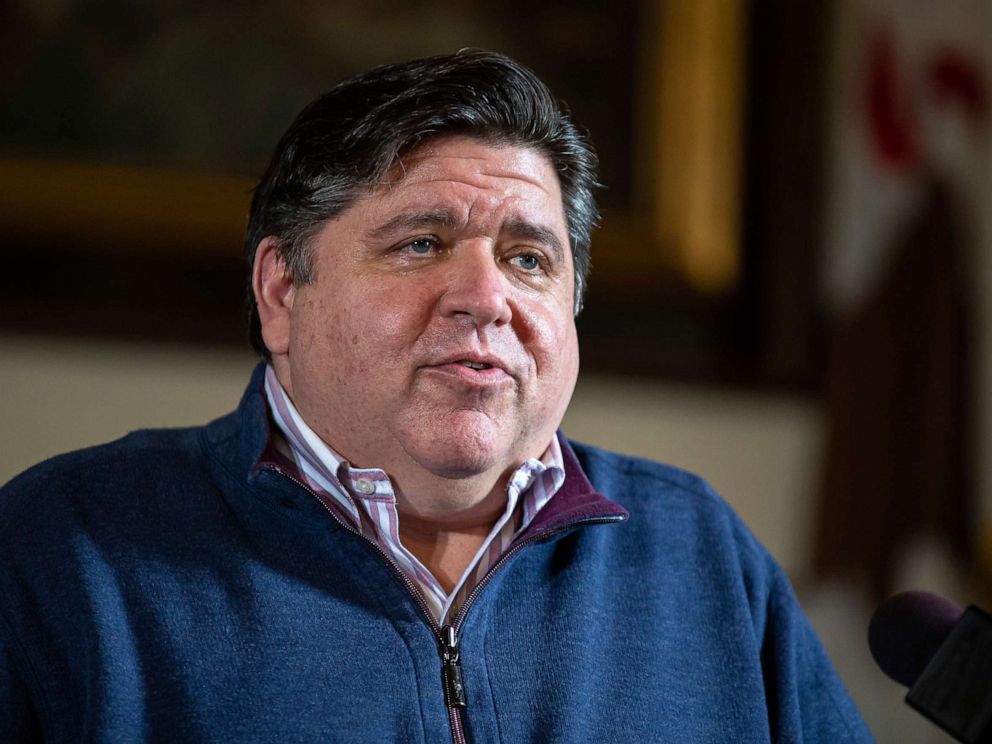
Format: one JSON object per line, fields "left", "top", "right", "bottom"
{"left": 509, "top": 253, "right": 542, "bottom": 272}
{"left": 405, "top": 237, "right": 436, "bottom": 255}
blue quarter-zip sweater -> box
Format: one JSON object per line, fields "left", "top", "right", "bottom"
{"left": 0, "top": 366, "right": 874, "bottom": 742}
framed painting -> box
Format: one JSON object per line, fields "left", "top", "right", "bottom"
{"left": 0, "top": 0, "right": 821, "bottom": 386}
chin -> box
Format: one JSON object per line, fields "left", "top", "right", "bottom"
{"left": 400, "top": 417, "right": 512, "bottom": 479}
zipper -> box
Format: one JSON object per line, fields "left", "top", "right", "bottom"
{"left": 440, "top": 624, "right": 467, "bottom": 707}
{"left": 440, "top": 514, "right": 624, "bottom": 744}
{"left": 262, "top": 464, "right": 624, "bottom": 744}
{"left": 440, "top": 624, "right": 468, "bottom": 743}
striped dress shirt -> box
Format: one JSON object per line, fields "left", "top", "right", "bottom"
{"left": 263, "top": 365, "right": 565, "bottom": 623}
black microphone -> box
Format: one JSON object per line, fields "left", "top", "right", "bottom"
{"left": 868, "top": 591, "right": 992, "bottom": 744}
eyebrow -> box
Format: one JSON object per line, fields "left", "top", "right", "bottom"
{"left": 369, "top": 210, "right": 566, "bottom": 260}
{"left": 368, "top": 210, "right": 459, "bottom": 240}
{"left": 501, "top": 219, "right": 565, "bottom": 262}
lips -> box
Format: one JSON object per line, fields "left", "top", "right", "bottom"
{"left": 456, "top": 360, "right": 492, "bottom": 371}
{"left": 423, "top": 351, "right": 514, "bottom": 385}
{"left": 433, "top": 351, "right": 509, "bottom": 374}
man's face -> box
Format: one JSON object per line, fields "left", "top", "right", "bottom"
{"left": 274, "top": 136, "right": 579, "bottom": 499}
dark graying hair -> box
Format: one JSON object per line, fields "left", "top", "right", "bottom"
{"left": 245, "top": 50, "right": 600, "bottom": 357}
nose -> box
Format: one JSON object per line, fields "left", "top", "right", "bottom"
{"left": 436, "top": 245, "right": 512, "bottom": 328}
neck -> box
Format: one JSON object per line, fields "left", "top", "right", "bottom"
{"left": 394, "top": 476, "right": 509, "bottom": 594}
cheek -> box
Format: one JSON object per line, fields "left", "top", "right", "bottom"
{"left": 561, "top": 321, "right": 580, "bottom": 380}
{"left": 553, "top": 321, "right": 580, "bottom": 406}
{"left": 292, "top": 295, "right": 360, "bottom": 378}
{"left": 523, "top": 303, "right": 579, "bottom": 384}
{"left": 298, "top": 283, "right": 431, "bottom": 375}
{"left": 366, "top": 276, "right": 439, "bottom": 337}
{"left": 519, "top": 308, "right": 578, "bottom": 442}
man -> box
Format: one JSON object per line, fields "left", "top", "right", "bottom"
{"left": 0, "top": 52, "right": 873, "bottom": 742}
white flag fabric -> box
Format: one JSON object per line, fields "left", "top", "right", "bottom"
{"left": 822, "top": 0, "right": 990, "bottom": 317}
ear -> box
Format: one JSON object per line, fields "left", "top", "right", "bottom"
{"left": 252, "top": 237, "right": 296, "bottom": 357}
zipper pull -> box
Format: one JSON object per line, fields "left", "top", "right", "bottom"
{"left": 440, "top": 624, "right": 467, "bottom": 708}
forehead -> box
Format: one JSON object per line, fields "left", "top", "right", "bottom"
{"left": 363, "top": 136, "right": 567, "bottom": 227}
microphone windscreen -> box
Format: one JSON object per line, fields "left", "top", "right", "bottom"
{"left": 868, "top": 591, "right": 964, "bottom": 688}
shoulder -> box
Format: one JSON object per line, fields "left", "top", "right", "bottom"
{"left": 564, "top": 440, "right": 874, "bottom": 741}
{"left": 567, "top": 438, "right": 754, "bottom": 548}
{"left": 567, "top": 438, "right": 720, "bottom": 501}
{"left": 565, "top": 437, "right": 781, "bottom": 606}
{"left": 0, "top": 426, "right": 210, "bottom": 533}
{"left": 3, "top": 426, "right": 207, "bottom": 487}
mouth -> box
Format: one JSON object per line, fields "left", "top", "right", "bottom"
{"left": 423, "top": 353, "right": 513, "bottom": 387}
{"left": 433, "top": 350, "right": 508, "bottom": 372}
{"left": 455, "top": 359, "right": 493, "bottom": 371}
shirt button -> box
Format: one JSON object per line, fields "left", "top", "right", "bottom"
{"left": 355, "top": 478, "right": 376, "bottom": 495}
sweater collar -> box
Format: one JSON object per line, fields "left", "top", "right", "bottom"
{"left": 515, "top": 433, "right": 629, "bottom": 538}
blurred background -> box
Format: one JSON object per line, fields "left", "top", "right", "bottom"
{"left": 2, "top": 0, "right": 991, "bottom": 740}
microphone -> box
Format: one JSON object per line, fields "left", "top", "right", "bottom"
{"left": 868, "top": 591, "right": 992, "bottom": 744}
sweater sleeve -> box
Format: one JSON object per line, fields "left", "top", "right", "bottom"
{"left": 761, "top": 581, "right": 876, "bottom": 743}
